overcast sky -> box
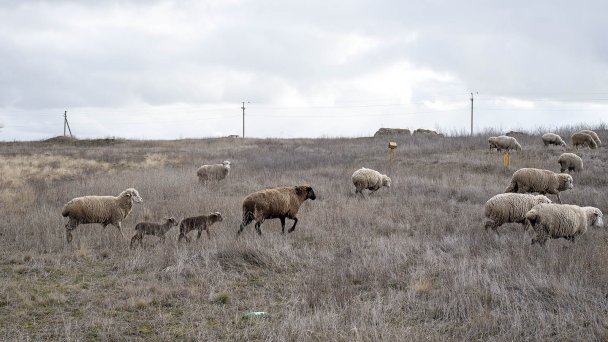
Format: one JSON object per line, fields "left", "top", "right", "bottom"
{"left": 0, "top": 0, "right": 607, "bottom": 140}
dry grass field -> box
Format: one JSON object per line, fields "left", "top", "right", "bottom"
{"left": 1, "top": 128, "right": 608, "bottom": 341}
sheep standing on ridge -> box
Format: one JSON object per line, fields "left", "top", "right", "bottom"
{"left": 178, "top": 212, "right": 224, "bottom": 242}
{"left": 130, "top": 217, "right": 178, "bottom": 248}
{"left": 558, "top": 153, "right": 583, "bottom": 173}
{"left": 505, "top": 168, "right": 573, "bottom": 204}
{"left": 238, "top": 185, "right": 316, "bottom": 235}
{"left": 351, "top": 167, "right": 391, "bottom": 195}
{"left": 541, "top": 133, "right": 566, "bottom": 147}
{"left": 571, "top": 132, "right": 597, "bottom": 150}
{"left": 578, "top": 130, "right": 601, "bottom": 147}
{"left": 484, "top": 193, "right": 552, "bottom": 231}
{"left": 488, "top": 136, "right": 522, "bottom": 152}
{"left": 525, "top": 204, "right": 603, "bottom": 245}
{"left": 62, "top": 188, "right": 143, "bottom": 243}
{"left": 197, "top": 161, "right": 231, "bottom": 182}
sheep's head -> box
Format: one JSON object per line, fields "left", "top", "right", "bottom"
{"left": 210, "top": 212, "right": 224, "bottom": 222}
{"left": 534, "top": 195, "right": 552, "bottom": 205}
{"left": 514, "top": 142, "right": 522, "bottom": 151}
{"left": 164, "top": 217, "right": 178, "bottom": 226}
{"left": 222, "top": 161, "right": 231, "bottom": 168}
{"left": 585, "top": 207, "right": 603, "bottom": 227}
{"left": 558, "top": 174, "right": 574, "bottom": 191}
{"left": 296, "top": 185, "right": 316, "bottom": 200}
{"left": 382, "top": 175, "right": 391, "bottom": 188}
{"left": 122, "top": 188, "right": 143, "bottom": 204}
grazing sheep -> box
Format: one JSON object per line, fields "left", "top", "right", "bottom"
{"left": 558, "top": 153, "right": 583, "bottom": 173}
{"left": 571, "top": 132, "right": 597, "bottom": 149}
{"left": 488, "top": 136, "right": 522, "bottom": 152}
{"left": 525, "top": 204, "right": 603, "bottom": 245}
{"left": 505, "top": 168, "right": 573, "bottom": 204}
{"left": 197, "top": 161, "right": 231, "bottom": 182}
{"left": 130, "top": 217, "right": 178, "bottom": 248}
{"left": 62, "top": 188, "right": 143, "bottom": 243}
{"left": 542, "top": 133, "right": 567, "bottom": 147}
{"left": 484, "top": 193, "right": 552, "bottom": 231}
{"left": 238, "top": 185, "right": 316, "bottom": 235}
{"left": 578, "top": 130, "right": 601, "bottom": 147}
{"left": 178, "top": 212, "right": 224, "bottom": 242}
{"left": 351, "top": 167, "right": 391, "bottom": 195}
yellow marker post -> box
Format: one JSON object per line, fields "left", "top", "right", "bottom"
{"left": 503, "top": 151, "right": 511, "bottom": 170}
{"left": 389, "top": 142, "right": 397, "bottom": 162}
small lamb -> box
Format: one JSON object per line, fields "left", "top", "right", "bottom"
{"left": 178, "top": 212, "right": 224, "bottom": 242}
{"left": 130, "top": 217, "right": 178, "bottom": 248}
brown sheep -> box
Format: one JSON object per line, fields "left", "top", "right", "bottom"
{"left": 238, "top": 185, "right": 316, "bottom": 235}
{"left": 178, "top": 212, "right": 224, "bottom": 242}
{"left": 130, "top": 217, "right": 178, "bottom": 248}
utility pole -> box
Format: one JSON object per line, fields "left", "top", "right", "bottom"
{"left": 64, "top": 110, "right": 73, "bottom": 137}
{"left": 470, "top": 92, "right": 477, "bottom": 136}
{"left": 241, "top": 101, "right": 245, "bottom": 138}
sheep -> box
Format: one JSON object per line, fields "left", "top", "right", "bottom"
{"left": 237, "top": 185, "right": 316, "bottom": 235}
{"left": 484, "top": 193, "right": 552, "bottom": 231}
{"left": 578, "top": 130, "right": 601, "bottom": 147}
{"left": 488, "top": 136, "right": 522, "bottom": 152}
{"left": 197, "top": 161, "right": 231, "bottom": 182}
{"left": 541, "top": 133, "right": 566, "bottom": 147}
{"left": 558, "top": 153, "right": 583, "bottom": 173}
{"left": 525, "top": 204, "right": 603, "bottom": 245}
{"left": 571, "top": 132, "right": 597, "bottom": 149}
{"left": 178, "top": 212, "right": 224, "bottom": 242}
{"left": 504, "top": 168, "right": 573, "bottom": 204}
{"left": 130, "top": 217, "right": 178, "bottom": 248}
{"left": 351, "top": 167, "right": 391, "bottom": 195}
{"left": 62, "top": 188, "right": 142, "bottom": 243}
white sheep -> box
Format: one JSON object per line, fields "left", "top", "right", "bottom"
{"left": 558, "top": 153, "right": 583, "bottom": 173}
{"left": 197, "top": 161, "right": 231, "bottom": 182}
{"left": 488, "top": 136, "right": 522, "bottom": 152}
{"left": 541, "top": 133, "right": 566, "bottom": 147}
{"left": 505, "top": 168, "right": 573, "bottom": 204}
{"left": 525, "top": 203, "right": 603, "bottom": 245}
{"left": 351, "top": 167, "right": 391, "bottom": 195}
{"left": 62, "top": 188, "right": 143, "bottom": 242}
{"left": 571, "top": 132, "right": 597, "bottom": 149}
{"left": 484, "top": 193, "right": 552, "bottom": 231}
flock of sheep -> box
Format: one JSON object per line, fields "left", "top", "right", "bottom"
{"left": 60, "top": 129, "right": 603, "bottom": 248}
{"left": 484, "top": 130, "right": 603, "bottom": 245}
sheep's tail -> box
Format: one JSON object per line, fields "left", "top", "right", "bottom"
{"left": 505, "top": 180, "right": 517, "bottom": 193}
{"left": 241, "top": 210, "right": 254, "bottom": 227}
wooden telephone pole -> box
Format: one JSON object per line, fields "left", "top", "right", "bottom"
{"left": 63, "top": 110, "right": 73, "bottom": 137}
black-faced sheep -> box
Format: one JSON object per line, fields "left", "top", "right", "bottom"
{"left": 558, "top": 153, "right": 583, "bottom": 173}
{"left": 578, "top": 130, "right": 601, "bottom": 147}
{"left": 505, "top": 168, "right": 573, "bottom": 204}
{"left": 484, "top": 193, "right": 552, "bottom": 231}
{"left": 62, "top": 188, "right": 143, "bottom": 243}
{"left": 197, "top": 161, "right": 231, "bottom": 182}
{"left": 237, "top": 185, "right": 316, "bottom": 235}
{"left": 525, "top": 204, "right": 603, "bottom": 245}
{"left": 351, "top": 167, "right": 391, "bottom": 195}
{"left": 488, "top": 136, "right": 522, "bottom": 152}
{"left": 178, "top": 212, "right": 223, "bottom": 242}
{"left": 571, "top": 132, "right": 597, "bottom": 149}
{"left": 541, "top": 133, "right": 566, "bottom": 147}
{"left": 130, "top": 217, "right": 178, "bottom": 248}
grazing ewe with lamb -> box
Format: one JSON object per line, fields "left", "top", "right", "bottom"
{"left": 578, "top": 130, "right": 601, "bottom": 147}
{"left": 571, "top": 132, "right": 597, "bottom": 150}
{"left": 525, "top": 204, "right": 603, "bottom": 245}
{"left": 505, "top": 168, "right": 573, "bottom": 204}
{"left": 197, "top": 161, "right": 231, "bottom": 182}
{"left": 130, "top": 217, "right": 178, "bottom": 248}
{"left": 238, "top": 185, "right": 316, "bottom": 235}
{"left": 178, "top": 212, "right": 224, "bottom": 242}
{"left": 351, "top": 167, "right": 391, "bottom": 195}
{"left": 558, "top": 153, "right": 583, "bottom": 173}
{"left": 62, "top": 188, "right": 142, "bottom": 243}
{"left": 484, "top": 193, "right": 552, "bottom": 232}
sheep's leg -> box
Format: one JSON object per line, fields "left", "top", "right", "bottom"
{"left": 197, "top": 228, "right": 203, "bottom": 240}
{"left": 555, "top": 193, "right": 562, "bottom": 204}
{"left": 115, "top": 222, "right": 125, "bottom": 240}
{"left": 288, "top": 217, "right": 298, "bottom": 233}
{"left": 129, "top": 234, "right": 139, "bottom": 249}
{"left": 280, "top": 217, "right": 286, "bottom": 234}
{"left": 254, "top": 221, "right": 263, "bottom": 235}
{"left": 206, "top": 228, "right": 211, "bottom": 240}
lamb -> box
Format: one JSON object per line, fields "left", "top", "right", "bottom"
{"left": 237, "top": 185, "right": 316, "bottom": 235}
{"left": 541, "top": 133, "right": 566, "bottom": 147}
{"left": 571, "top": 132, "right": 597, "bottom": 149}
{"left": 558, "top": 153, "right": 583, "bottom": 173}
{"left": 484, "top": 193, "right": 552, "bottom": 231}
{"left": 62, "top": 188, "right": 142, "bottom": 243}
{"left": 178, "top": 212, "right": 224, "bottom": 242}
{"left": 578, "top": 130, "right": 601, "bottom": 147}
{"left": 351, "top": 167, "right": 391, "bottom": 195}
{"left": 488, "top": 136, "right": 522, "bottom": 152}
{"left": 130, "top": 217, "right": 178, "bottom": 248}
{"left": 504, "top": 168, "right": 573, "bottom": 204}
{"left": 525, "top": 204, "right": 603, "bottom": 245}
{"left": 197, "top": 161, "right": 231, "bottom": 182}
